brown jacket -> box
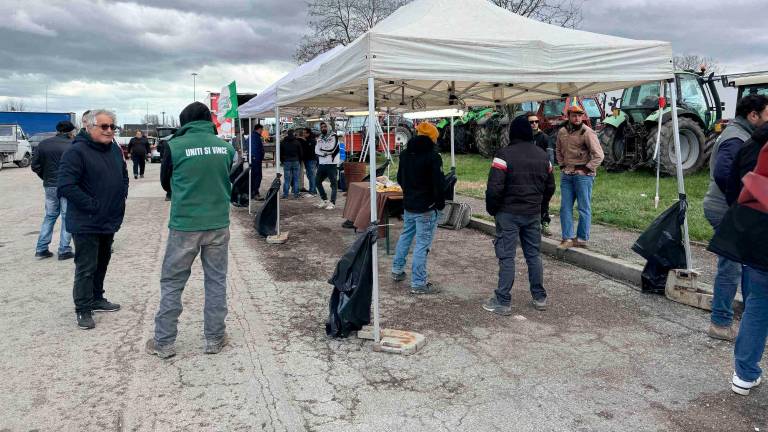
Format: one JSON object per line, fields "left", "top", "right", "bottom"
{"left": 556, "top": 123, "right": 604, "bottom": 175}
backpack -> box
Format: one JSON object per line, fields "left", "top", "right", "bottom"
{"left": 438, "top": 201, "right": 472, "bottom": 230}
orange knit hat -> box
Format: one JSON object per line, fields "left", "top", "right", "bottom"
{"left": 416, "top": 122, "right": 439, "bottom": 143}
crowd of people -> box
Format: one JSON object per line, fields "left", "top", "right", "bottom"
{"left": 26, "top": 95, "right": 768, "bottom": 395}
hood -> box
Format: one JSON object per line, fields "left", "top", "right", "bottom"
{"left": 406, "top": 135, "right": 436, "bottom": 153}
{"left": 179, "top": 102, "right": 212, "bottom": 126}
{"left": 172, "top": 120, "right": 218, "bottom": 139}
{"left": 733, "top": 116, "right": 757, "bottom": 136}
{"left": 508, "top": 114, "right": 533, "bottom": 143}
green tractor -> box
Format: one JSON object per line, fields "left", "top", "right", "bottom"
{"left": 599, "top": 71, "right": 723, "bottom": 176}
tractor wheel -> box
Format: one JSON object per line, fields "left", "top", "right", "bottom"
{"left": 649, "top": 117, "right": 706, "bottom": 176}
{"left": 476, "top": 125, "right": 500, "bottom": 158}
{"left": 598, "top": 125, "right": 627, "bottom": 172}
{"left": 15, "top": 152, "right": 31, "bottom": 168}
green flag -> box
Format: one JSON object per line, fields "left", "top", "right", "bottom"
{"left": 217, "top": 81, "right": 238, "bottom": 122}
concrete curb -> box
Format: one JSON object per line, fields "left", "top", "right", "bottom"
{"left": 466, "top": 217, "right": 741, "bottom": 314}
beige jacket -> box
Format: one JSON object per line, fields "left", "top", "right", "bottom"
{"left": 556, "top": 124, "right": 604, "bottom": 175}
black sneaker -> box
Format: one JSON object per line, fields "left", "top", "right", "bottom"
{"left": 410, "top": 282, "right": 441, "bottom": 295}
{"left": 77, "top": 311, "right": 95, "bottom": 329}
{"left": 532, "top": 297, "right": 548, "bottom": 311}
{"left": 139, "top": 175, "right": 144, "bottom": 178}
{"left": 482, "top": 297, "right": 512, "bottom": 316}
{"left": 58, "top": 251, "right": 75, "bottom": 260}
{"left": 391, "top": 272, "right": 407, "bottom": 282}
{"left": 35, "top": 250, "right": 54, "bottom": 259}
{"left": 342, "top": 220, "right": 355, "bottom": 229}
{"left": 92, "top": 299, "right": 121, "bottom": 312}
{"left": 134, "top": 175, "right": 138, "bottom": 179}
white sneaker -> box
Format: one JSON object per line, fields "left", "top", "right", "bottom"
{"left": 732, "top": 372, "right": 762, "bottom": 395}
{"left": 325, "top": 202, "right": 335, "bottom": 210}
{"left": 315, "top": 200, "right": 328, "bottom": 208}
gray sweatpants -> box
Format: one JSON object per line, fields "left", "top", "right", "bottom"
{"left": 154, "top": 227, "right": 230, "bottom": 346}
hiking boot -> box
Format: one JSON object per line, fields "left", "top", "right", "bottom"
{"left": 325, "top": 202, "right": 336, "bottom": 210}
{"left": 572, "top": 239, "right": 588, "bottom": 249}
{"left": 541, "top": 222, "right": 551, "bottom": 236}
{"left": 92, "top": 299, "right": 121, "bottom": 312}
{"left": 35, "top": 250, "right": 54, "bottom": 259}
{"left": 77, "top": 311, "right": 95, "bottom": 330}
{"left": 145, "top": 338, "right": 176, "bottom": 359}
{"left": 391, "top": 272, "right": 407, "bottom": 282}
{"left": 707, "top": 323, "right": 737, "bottom": 342}
{"left": 58, "top": 251, "right": 75, "bottom": 261}
{"left": 204, "top": 334, "right": 228, "bottom": 354}
{"left": 558, "top": 239, "right": 573, "bottom": 249}
{"left": 315, "top": 199, "right": 329, "bottom": 208}
{"left": 732, "top": 372, "right": 762, "bottom": 396}
{"left": 532, "top": 297, "right": 548, "bottom": 311}
{"left": 410, "top": 282, "right": 440, "bottom": 295}
{"left": 482, "top": 297, "right": 512, "bottom": 316}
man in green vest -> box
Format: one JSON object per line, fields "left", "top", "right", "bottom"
{"left": 146, "top": 102, "right": 235, "bottom": 359}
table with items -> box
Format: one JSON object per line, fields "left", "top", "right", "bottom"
{"left": 342, "top": 180, "right": 404, "bottom": 254}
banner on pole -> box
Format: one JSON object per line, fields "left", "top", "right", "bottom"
{"left": 218, "top": 81, "right": 238, "bottom": 123}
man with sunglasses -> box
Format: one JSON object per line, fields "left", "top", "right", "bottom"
{"left": 58, "top": 109, "right": 128, "bottom": 330}
{"left": 528, "top": 113, "right": 556, "bottom": 236}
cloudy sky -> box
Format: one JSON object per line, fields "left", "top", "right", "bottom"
{"left": 0, "top": 0, "right": 765, "bottom": 125}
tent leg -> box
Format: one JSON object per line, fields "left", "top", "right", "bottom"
{"left": 653, "top": 81, "right": 664, "bottom": 209}
{"left": 248, "top": 117, "right": 253, "bottom": 215}
{"left": 669, "top": 78, "right": 693, "bottom": 270}
{"left": 450, "top": 116, "right": 456, "bottom": 169}
{"left": 367, "top": 76, "right": 380, "bottom": 344}
{"left": 275, "top": 106, "right": 281, "bottom": 236}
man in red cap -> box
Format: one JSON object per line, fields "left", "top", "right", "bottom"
{"left": 555, "top": 105, "right": 604, "bottom": 249}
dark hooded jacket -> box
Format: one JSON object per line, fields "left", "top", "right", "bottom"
{"left": 31, "top": 132, "right": 73, "bottom": 187}
{"left": 57, "top": 131, "right": 129, "bottom": 234}
{"left": 397, "top": 135, "right": 445, "bottom": 213}
{"left": 280, "top": 133, "right": 303, "bottom": 162}
{"left": 725, "top": 124, "right": 768, "bottom": 205}
{"left": 486, "top": 115, "right": 553, "bottom": 216}
{"left": 128, "top": 136, "right": 150, "bottom": 157}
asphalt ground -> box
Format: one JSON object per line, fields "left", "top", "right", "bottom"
{"left": 0, "top": 162, "right": 765, "bottom": 431}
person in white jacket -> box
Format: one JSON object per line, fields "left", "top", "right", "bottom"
{"left": 314, "top": 122, "right": 340, "bottom": 210}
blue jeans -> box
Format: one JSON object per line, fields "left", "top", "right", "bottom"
{"left": 493, "top": 212, "right": 546, "bottom": 305}
{"left": 392, "top": 210, "right": 439, "bottom": 288}
{"left": 282, "top": 160, "right": 300, "bottom": 198}
{"left": 303, "top": 160, "right": 317, "bottom": 194}
{"left": 704, "top": 206, "right": 743, "bottom": 327}
{"left": 36, "top": 187, "right": 72, "bottom": 254}
{"left": 560, "top": 173, "right": 595, "bottom": 241}
{"left": 734, "top": 266, "right": 768, "bottom": 382}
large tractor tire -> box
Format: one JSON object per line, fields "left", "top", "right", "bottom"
{"left": 647, "top": 117, "right": 706, "bottom": 176}
{"left": 476, "top": 123, "right": 508, "bottom": 158}
{"left": 598, "top": 125, "right": 627, "bottom": 172}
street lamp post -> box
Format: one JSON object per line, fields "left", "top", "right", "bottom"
{"left": 191, "top": 73, "right": 199, "bottom": 101}
{"left": 161, "top": 111, "right": 165, "bottom": 126}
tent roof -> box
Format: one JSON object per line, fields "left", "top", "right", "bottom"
{"left": 241, "top": 0, "right": 673, "bottom": 116}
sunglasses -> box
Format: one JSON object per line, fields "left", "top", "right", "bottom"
{"left": 529, "top": 120, "right": 539, "bottom": 124}
{"left": 95, "top": 123, "right": 117, "bottom": 131}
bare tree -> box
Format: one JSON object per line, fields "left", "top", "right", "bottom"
{"left": 673, "top": 54, "right": 722, "bottom": 75}
{"left": 168, "top": 116, "right": 179, "bottom": 128}
{"left": 2, "top": 98, "right": 26, "bottom": 112}
{"left": 490, "top": 0, "right": 582, "bottom": 28}
{"left": 142, "top": 114, "right": 160, "bottom": 125}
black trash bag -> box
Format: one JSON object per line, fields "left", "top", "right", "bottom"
{"left": 231, "top": 165, "right": 250, "bottom": 207}
{"left": 444, "top": 167, "right": 457, "bottom": 201}
{"left": 632, "top": 199, "right": 688, "bottom": 295}
{"left": 326, "top": 226, "right": 378, "bottom": 338}
{"left": 229, "top": 159, "right": 244, "bottom": 182}
{"left": 640, "top": 259, "right": 670, "bottom": 294}
{"left": 253, "top": 174, "right": 281, "bottom": 237}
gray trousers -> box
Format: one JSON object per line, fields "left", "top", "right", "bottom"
{"left": 154, "top": 227, "right": 230, "bottom": 346}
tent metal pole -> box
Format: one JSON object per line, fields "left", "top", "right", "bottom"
{"left": 653, "top": 81, "right": 664, "bottom": 209}
{"left": 386, "top": 110, "right": 391, "bottom": 179}
{"left": 669, "top": 78, "right": 693, "bottom": 270}
{"left": 450, "top": 116, "right": 456, "bottom": 168}
{"left": 275, "top": 106, "right": 281, "bottom": 236}
{"left": 248, "top": 117, "right": 253, "bottom": 215}
{"left": 367, "top": 76, "right": 380, "bottom": 344}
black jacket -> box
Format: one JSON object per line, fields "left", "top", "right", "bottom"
{"left": 31, "top": 132, "right": 72, "bottom": 187}
{"left": 280, "top": 136, "right": 303, "bottom": 162}
{"left": 725, "top": 124, "right": 768, "bottom": 205}
{"left": 533, "top": 131, "right": 550, "bottom": 153}
{"left": 128, "top": 136, "right": 150, "bottom": 157}
{"left": 300, "top": 135, "right": 317, "bottom": 162}
{"left": 486, "top": 138, "right": 553, "bottom": 216}
{"left": 57, "top": 132, "right": 129, "bottom": 234}
{"left": 397, "top": 135, "right": 445, "bottom": 213}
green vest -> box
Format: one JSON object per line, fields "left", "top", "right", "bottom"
{"left": 168, "top": 121, "right": 235, "bottom": 231}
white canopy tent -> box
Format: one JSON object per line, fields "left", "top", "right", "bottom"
{"left": 240, "top": 0, "right": 692, "bottom": 344}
